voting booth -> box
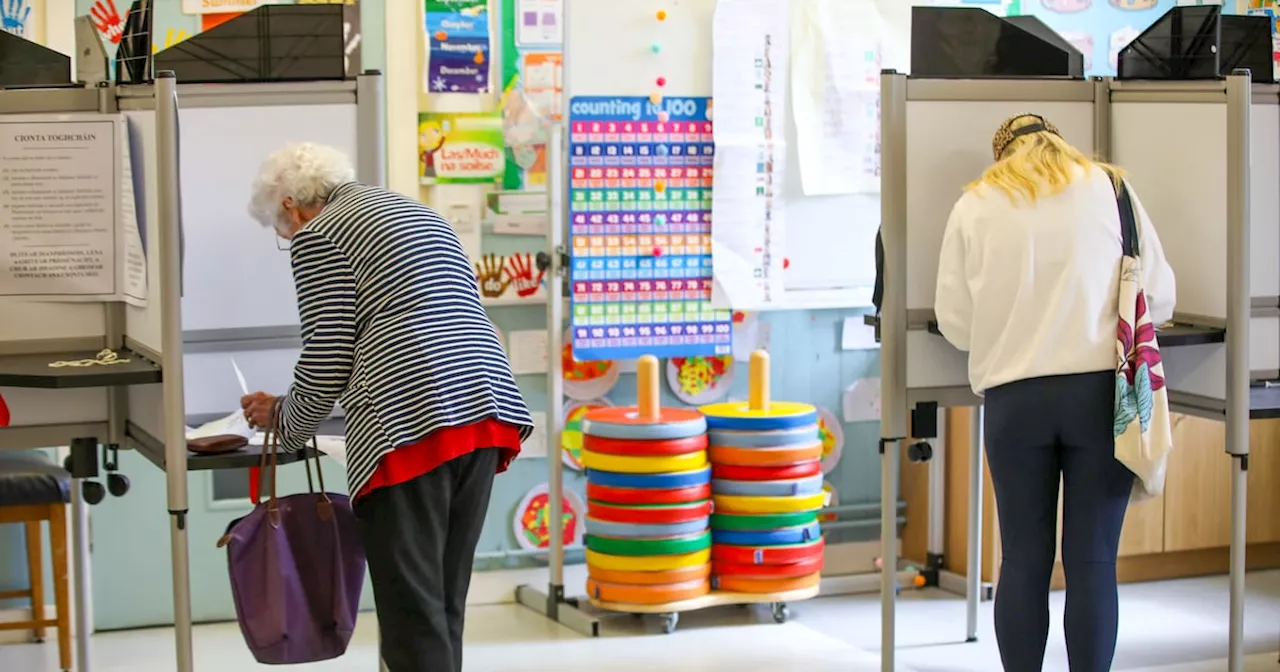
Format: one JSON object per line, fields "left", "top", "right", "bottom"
{"left": 0, "top": 6, "right": 383, "bottom": 671}
{"left": 877, "top": 6, "right": 1273, "bottom": 672}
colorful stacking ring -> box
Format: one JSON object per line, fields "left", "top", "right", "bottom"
{"left": 708, "top": 444, "right": 823, "bottom": 467}
{"left": 585, "top": 530, "right": 712, "bottom": 557}
{"left": 699, "top": 401, "right": 818, "bottom": 432}
{"left": 712, "top": 462, "right": 822, "bottom": 481}
{"left": 711, "top": 537, "right": 825, "bottom": 565}
{"left": 588, "top": 500, "right": 713, "bottom": 525}
{"left": 712, "top": 522, "right": 822, "bottom": 546}
{"left": 582, "top": 407, "right": 707, "bottom": 441}
{"left": 581, "top": 449, "right": 708, "bottom": 474}
{"left": 585, "top": 466, "right": 712, "bottom": 490}
{"left": 713, "top": 492, "right": 827, "bottom": 514}
{"left": 586, "top": 482, "right": 711, "bottom": 505}
{"left": 584, "top": 434, "right": 708, "bottom": 457}
{"left": 708, "top": 426, "right": 821, "bottom": 448}
{"left": 587, "top": 563, "right": 711, "bottom": 585}
{"left": 713, "top": 572, "right": 821, "bottom": 593}
{"left": 710, "top": 510, "right": 817, "bottom": 531}
{"left": 586, "top": 577, "right": 711, "bottom": 605}
{"left": 712, "top": 555, "right": 824, "bottom": 578}
{"left": 712, "top": 475, "right": 824, "bottom": 497}
{"left": 586, "top": 548, "right": 711, "bottom": 572}
{"left": 585, "top": 518, "right": 708, "bottom": 539}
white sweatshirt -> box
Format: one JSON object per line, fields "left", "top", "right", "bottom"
{"left": 934, "top": 165, "right": 1177, "bottom": 395}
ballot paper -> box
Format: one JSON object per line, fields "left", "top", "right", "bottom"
{"left": 185, "top": 411, "right": 255, "bottom": 441}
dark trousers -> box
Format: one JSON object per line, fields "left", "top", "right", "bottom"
{"left": 984, "top": 372, "right": 1135, "bottom": 672}
{"left": 356, "top": 447, "right": 499, "bottom": 672}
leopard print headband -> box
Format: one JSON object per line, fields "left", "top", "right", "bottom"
{"left": 991, "top": 114, "right": 1062, "bottom": 161}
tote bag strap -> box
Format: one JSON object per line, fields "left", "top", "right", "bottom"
{"left": 1111, "top": 175, "right": 1140, "bottom": 258}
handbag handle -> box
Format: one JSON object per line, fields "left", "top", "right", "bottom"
{"left": 1110, "top": 174, "right": 1140, "bottom": 258}
{"left": 256, "top": 398, "right": 327, "bottom": 510}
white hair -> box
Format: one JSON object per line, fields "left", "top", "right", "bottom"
{"left": 247, "top": 142, "right": 355, "bottom": 232}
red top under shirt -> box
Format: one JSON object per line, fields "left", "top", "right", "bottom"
{"left": 355, "top": 417, "right": 522, "bottom": 502}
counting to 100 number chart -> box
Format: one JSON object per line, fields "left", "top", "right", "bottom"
{"left": 566, "top": 96, "right": 732, "bottom": 362}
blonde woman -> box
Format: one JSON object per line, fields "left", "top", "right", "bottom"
{"left": 935, "top": 115, "right": 1176, "bottom": 671}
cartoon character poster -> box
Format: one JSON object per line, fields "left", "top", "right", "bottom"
{"left": 418, "top": 112, "right": 506, "bottom": 184}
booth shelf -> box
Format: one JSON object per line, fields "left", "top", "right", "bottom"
{"left": 863, "top": 314, "right": 1226, "bottom": 350}
{"left": 588, "top": 584, "right": 820, "bottom": 634}
{"left": 0, "top": 350, "right": 162, "bottom": 388}
{"left": 126, "top": 420, "right": 330, "bottom": 472}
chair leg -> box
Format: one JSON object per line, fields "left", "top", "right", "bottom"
{"left": 48, "top": 503, "right": 72, "bottom": 672}
{"left": 24, "top": 520, "right": 45, "bottom": 643}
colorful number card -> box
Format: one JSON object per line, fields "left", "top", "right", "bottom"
{"left": 567, "top": 96, "right": 732, "bottom": 361}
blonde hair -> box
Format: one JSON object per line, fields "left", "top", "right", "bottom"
{"left": 967, "top": 115, "right": 1123, "bottom": 205}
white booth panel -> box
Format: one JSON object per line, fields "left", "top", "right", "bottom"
{"left": 1251, "top": 103, "right": 1280, "bottom": 300}
{"left": 179, "top": 105, "right": 358, "bottom": 333}
{"left": 905, "top": 331, "right": 969, "bottom": 390}
{"left": 904, "top": 100, "right": 1096, "bottom": 311}
{"left": 1161, "top": 317, "right": 1279, "bottom": 402}
{"left": 183, "top": 348, "right": 302, "bottom": 417}
{"left": 0, "top": 387, "right": 108, "bottom": 426}
{"left": 1111, "top": 103, "right": 1227, "bottom": 321}
{"left": 127, "top": 384, "right": 164, "bottom": 442}
{"left": 0, "top": 303, "right": 103, "bottom": 342}
{"left": 123, "top": 111, "right": 165, "bottom": 355}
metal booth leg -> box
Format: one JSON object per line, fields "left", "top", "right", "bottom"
{"left": 66, "top": 437, "right": 98, "bottom": 672}
{"left": 965, "top": 406, "right": 984, "bottom": 643}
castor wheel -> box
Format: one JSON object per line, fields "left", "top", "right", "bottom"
{"left": 907, "top": 441, "right": 933, "bottom": 463}
{"left": 771, "top": 602, "right": 790, "bottom": 624}
{"left": 661, "top": 612, "right": 679, "bottom": 634}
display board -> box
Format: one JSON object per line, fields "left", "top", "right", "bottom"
{"left": 564, "top": 0, "right": 880, "bottom": 314}
{"left": 566, "top": 96, "right": 730, "bottom": 361}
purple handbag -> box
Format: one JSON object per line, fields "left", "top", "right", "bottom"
{"left": 217, "top": 404, "right": 365, "bottom": 665}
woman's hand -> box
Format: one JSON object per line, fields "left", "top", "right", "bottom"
{"left": 241, "top": 392, "right": 278, "bottom": 430}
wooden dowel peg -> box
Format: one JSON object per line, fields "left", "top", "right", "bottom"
{"left": 748, "top": 350, "right": 770, "bottom": 412}
{"left": 637, "top": 355, "right": 660, "bottom": 420}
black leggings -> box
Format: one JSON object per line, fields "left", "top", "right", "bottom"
{"left": 984, "top": 371, "right": 1135, "bottom": 672}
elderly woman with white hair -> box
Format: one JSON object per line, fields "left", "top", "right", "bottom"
{"left": 240, "top": 142, "right": 532, "bottom": 672}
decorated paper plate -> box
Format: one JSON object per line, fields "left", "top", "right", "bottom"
{"left": 562, "top": 398, "right": 613, "bottom": 470}
{"left": 820, "top": 481, "right": 839, "bottom": 523}
{"left": 562, "top": 330, "right": 621, "bottom": 400}
{"left": 666, "top": 355, "right": 734, "bottom": 405}
{"left": 514, "top": 483, "right": 586, "bottom": 552}
{"left": 817, "top": 407, "right": 845, "bottom": 475}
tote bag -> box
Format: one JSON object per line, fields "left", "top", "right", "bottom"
{"left": 1111, "top": 179, "right": 1174, "bottom": 503}
{"left": 217, "top": 402, "right": 366, "bottom": 665}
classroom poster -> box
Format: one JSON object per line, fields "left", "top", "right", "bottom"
{"left": 0, "top": 0, "right": 34, "bottom": 38}
{"left": 418, "top": 112, "right": 506, "bottom": 184}
{"left": 515, "top": 0, "right": 563, "bottom": 46}
{"left": 424, "top": 0, "right": 492, "bottom": 94}
{"left": 1025, "top": 0, "right": 1175, "bottom": 77}
{"left": 566, "top": 96, "right": 732, "bottom": 361}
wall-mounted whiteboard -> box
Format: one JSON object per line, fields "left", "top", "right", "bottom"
{"left": 565, "top": 0, "right": 889, "bottom": 310}
{"left": 178, "top": 104, "right": 358, "bottom": 333}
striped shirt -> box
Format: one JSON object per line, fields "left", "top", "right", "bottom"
{"left": 275, "top": 182, "right": 534, "bottom": 495}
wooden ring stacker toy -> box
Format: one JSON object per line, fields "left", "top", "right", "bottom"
{"left": 586, "top": 548, "right": 711, "bottom": 571}
{"left": 582, "top": 357, "right": 706, "bottom": 441}
{"left": 585, "top": 517, "right": 708, "bottom": 539}
{"left": 712, "top": 462, "right": 821, "bottom": 481}
{"left": 712, "top": 555, "right": 824, "bottom": 579}
{"left": 586, "top": 530, "right": 712, "bottom": 556}
{"left": 710, "top": 510, "right": 817, "bottom": 531}
{"left": 586, "top": 482, "right": 711, "bottom": 505}
{"left": 713, "top": 572, "right": 821, "bottom": 593}
{"left": 711, "top": 474, "right": 824, "bottom": 497}
{"left": 712, "top": 522, "right": 822, "bottom": 546}
{"left": 711, "top": 537, "right": 826, "bottom": 565}
{"left": 588, "top": 563, "right": 711, "bottom": 585}
{"left": 581, "top": 449, "right": 709, "bottom": 474}
{"left": 708, "top": 426, "right": 821, "bottom": 448}
{"left": 584, "top": 434, "right": 708, "bottom": 457}
{"left": 587, "top": 500, "right": 713, "bottom": 525}
{"left": 586, "top": 578, "right": 711, "bottom": 605}
{"left": 699, "top": 353, "right": 817, "bottom": 432}
{"left": 713, "top": 492, "right": 826, "bottom": 514}
{"left": 708, "top": 444, "right": 823, "bottom": 467}
{"left": 585, "top": 466, "right": 711, "bottom": 490}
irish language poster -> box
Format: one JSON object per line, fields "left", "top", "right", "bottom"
{"left": 424, "top": 0, "right": 492, "bottom": 94}
{"left": 418, "top": 112, "right": 506, "bottom": 184}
